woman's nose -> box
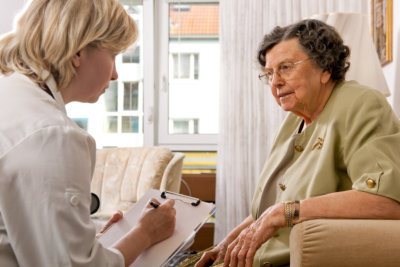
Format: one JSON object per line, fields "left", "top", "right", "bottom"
{"left": 270, "top": 72, "right": 284, "bottom": 86}
{"left": 111, "top": 63, "right": 118, "bottom": 81}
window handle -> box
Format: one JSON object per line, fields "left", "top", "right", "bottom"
{"left": 161, "top": 75, "right": 168, "bottom": 93}
{"left": 146, "top": 106, "right": 153, "bottom": 124}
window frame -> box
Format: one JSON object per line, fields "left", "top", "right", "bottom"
{"left": 155, "top": 0, "right": 219, "bottom": 151}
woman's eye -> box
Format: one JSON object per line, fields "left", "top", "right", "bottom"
{"left": 280, "top": 64, "right": 291, "bottom": 71}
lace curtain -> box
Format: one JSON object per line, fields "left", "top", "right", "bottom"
{"left": 216, "top": 0, "right": 368, "bottom": 242}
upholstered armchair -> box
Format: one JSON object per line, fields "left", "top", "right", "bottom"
{"left": 90, "top": 146, "right": 185, "bottom": 231}
{"left": 290, "top": 219, "right": 400, "bottom": 267}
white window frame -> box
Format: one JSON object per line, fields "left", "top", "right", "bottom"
{"left": 143, "top": 0, "right": 156, "bottom": 147}
{"left": 155, "top": 0, "right": 219, "bottom": 151}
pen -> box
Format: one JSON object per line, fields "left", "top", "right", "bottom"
{"left": 150, "top": 201, "right": 159, "bottom": 209}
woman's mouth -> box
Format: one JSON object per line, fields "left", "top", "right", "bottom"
{"left": 278, "top": 91, "right": 294, "bottom": 98}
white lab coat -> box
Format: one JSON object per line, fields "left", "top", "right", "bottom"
{"left": 0, "top": 72, "right": 124, "bottom": 266}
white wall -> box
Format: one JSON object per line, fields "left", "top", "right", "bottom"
{"left": 383, "top": 0, "right": 400, "bottom": 116}
{"left": 0, "top": 0, "right": 26, "bottom": 35}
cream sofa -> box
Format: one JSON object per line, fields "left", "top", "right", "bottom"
{"left": 90, "top": 146, "right": 185, "bottom": 230}
{"left": 290, "top": 219, "right": 400, "bottom": 267}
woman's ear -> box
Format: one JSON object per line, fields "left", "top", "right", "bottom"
{"left": 320, "top": 70, "right": 332, "bottom": 84}
{"left": 71, "top": 51, "right": 81, "bottom": 68}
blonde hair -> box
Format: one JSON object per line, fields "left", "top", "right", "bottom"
{"left": 0, "top": 0, "right": 137, "bottom": 90}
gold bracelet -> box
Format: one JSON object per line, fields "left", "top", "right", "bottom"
{"left": 284, "top": 201, "right": 293, "bottom": 227}
{"left": 284, "top": 200, "right": 300, "bottom": 227}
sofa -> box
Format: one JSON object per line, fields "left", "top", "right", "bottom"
{"left": 90, "top": 146, "right": 185, "bottom": 230}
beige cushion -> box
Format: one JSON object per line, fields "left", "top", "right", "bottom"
{"left": 290, "top": 219, "right": 400, "bottom": 267}
{"left": 91, "top": 147, "right": 184, "bottom": 219}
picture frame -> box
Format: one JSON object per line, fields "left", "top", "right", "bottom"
{"left": 371, "top": 0, "right": 393, "bottom": 66}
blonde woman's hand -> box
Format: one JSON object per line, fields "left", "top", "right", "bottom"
{"left": 136, "top": 198, "right": 176, "bottom": 246}
{"left": 96, "top": 210, "right": 123, "bottom": 239}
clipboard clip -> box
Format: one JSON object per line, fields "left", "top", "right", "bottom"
{"left": 161, "top": 191, "right": 201, "bottom": 206}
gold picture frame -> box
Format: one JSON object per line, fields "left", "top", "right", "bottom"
{"left": 371, "top": 0, "right": 393, "bottom": 66}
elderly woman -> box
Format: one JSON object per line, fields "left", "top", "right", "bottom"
{"left": 194, "top": 19, "right": 400, "bottom": 267}
{"left": 0, "top": 1, "right": 175, "bottom": 266}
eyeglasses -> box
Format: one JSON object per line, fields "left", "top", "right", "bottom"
{"left": 258, "top": 58, "right": 310, "bottom": 85}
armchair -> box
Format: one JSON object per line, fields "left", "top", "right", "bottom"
{"left": 290, "top": 219, "right": 400, "bottom": 267}
{"left": 90, "top": 146, "right": 185, "bottom": 230}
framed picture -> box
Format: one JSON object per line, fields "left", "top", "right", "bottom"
{"left": 371, "top": 0, "right": 393, "bottom": 66}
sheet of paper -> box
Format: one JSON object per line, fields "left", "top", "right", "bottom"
{"left": 98, "top": 189, "right": 215, "bottom": 267}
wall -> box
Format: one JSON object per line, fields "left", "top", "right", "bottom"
{"left": 383, "top": 0, "right": 400, "bottom": 116}
{"left": 0, "top": 0, "right": 25, "bottom": 35}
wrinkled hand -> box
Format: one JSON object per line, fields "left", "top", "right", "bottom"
{"left": 223, "top": 204, "right": 285, "bottom": 267}
{"left": 96, "top": 210, "right": 123, "bottom": 239}
{"left": 136, "top": 198, "right": 176, "bottom": 246}
{"left": 194, "top": 241, "right": 229, "bottom": 267}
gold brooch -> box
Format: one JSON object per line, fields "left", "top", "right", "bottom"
{"left": 312, "top": 137, "right": 324, "bottom": 150}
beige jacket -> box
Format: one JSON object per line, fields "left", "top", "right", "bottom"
{"left": 251, "top": 80, "right": 400, "bottom": 266}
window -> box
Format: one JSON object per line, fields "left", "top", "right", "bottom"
{"left": 122, "top": 46, "right": 140, "bottom": 64}
{"left": 172, "top": 53, "right": 199, "bottom": 80}
{"left": 171, "top": 118, "right": 199, "bottom": 134}
{"left": 123, "top": 82, "right": 139, "bottom": 111}
{"left": 66, "top": 0, "right": 219, "bottom": 151}
{"left": 158, "top": 1, "right": 219, "bottom": 150}
{"left": 103, "top": 81, "right": 142, "bottom": 136}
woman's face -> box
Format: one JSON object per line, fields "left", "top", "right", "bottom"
{"left": 62, "top": 46, "right": 118, "bottom": 104}
{"left": 264, "top": 38, "right": 331, "bottom": 122}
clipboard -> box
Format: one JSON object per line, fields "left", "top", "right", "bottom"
{"left": 97, "top": 189, "right": 216, "bottom": 267}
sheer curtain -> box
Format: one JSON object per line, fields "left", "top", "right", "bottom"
{"left": 216, "top": 0, "right": 367, "bottom": 242}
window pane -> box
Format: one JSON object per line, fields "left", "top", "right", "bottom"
{"left": 168, "top": 3, "right": 219, "bottom": 135}
{"left": 122, "top": 116, "right": 139, "bottom": 133}
{"left": 173, "top": 53, "right": 190, "bottom": 79}
{"left": 123, "top": 82, "right": 139, "bottom": 111}
{"left": 104, "top": 116, "right": 118, "bottom": 133}
{"left": 122, "top": 46, "right": 140, "bottom": 63}
{"left": 104, "top": 81, "right": 118, "bottom": 112}
{"left": 173, "top": 120, "right": 189, "bottom": 134}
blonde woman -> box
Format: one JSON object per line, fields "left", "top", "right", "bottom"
{"left": 0, "top": 1, "right": 175, "bottom": 266}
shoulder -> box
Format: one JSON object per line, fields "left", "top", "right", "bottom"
{"left": 326, "top": 80, "right": 395, "bottom": 123}
{"left": 0, "top": 73, "right": 95, "bottom": 157}
{"left": 331, "top": 80, "right": 389, "bottom": 112}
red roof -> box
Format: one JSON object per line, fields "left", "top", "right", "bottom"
{"left": 169, "top": 5, "right": 219, "bottom": 36}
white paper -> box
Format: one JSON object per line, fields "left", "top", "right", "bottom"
{"left": 98, "top": 189, "right": 215, "bottom": 267}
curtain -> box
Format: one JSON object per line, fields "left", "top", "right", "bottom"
{"left": 216, "top": 0, "right": 368, "bottom": 242}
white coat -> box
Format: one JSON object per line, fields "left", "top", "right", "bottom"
{"left": 0, "top": 72, "right": 124, "bottom": 266}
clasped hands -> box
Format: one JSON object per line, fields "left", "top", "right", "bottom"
{"left": 195, "top": 203, "right": 285, "bottom": 267}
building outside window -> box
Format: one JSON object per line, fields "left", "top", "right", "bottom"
{"left": 165, "top": 2, "right": 219, "bottom": 140}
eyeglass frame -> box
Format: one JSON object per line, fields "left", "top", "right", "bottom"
{"left": 258, "top": 58, "right": 310, "bottom": 85}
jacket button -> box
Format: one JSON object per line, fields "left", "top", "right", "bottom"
{"left": 366, "top": 178, "right": 376, "bottom": 188}
{"left": 295, "top": 145, "right": 304, "bottom": 152}
{"left": 70, "top": 195, "right": 80, "bottom": 206}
